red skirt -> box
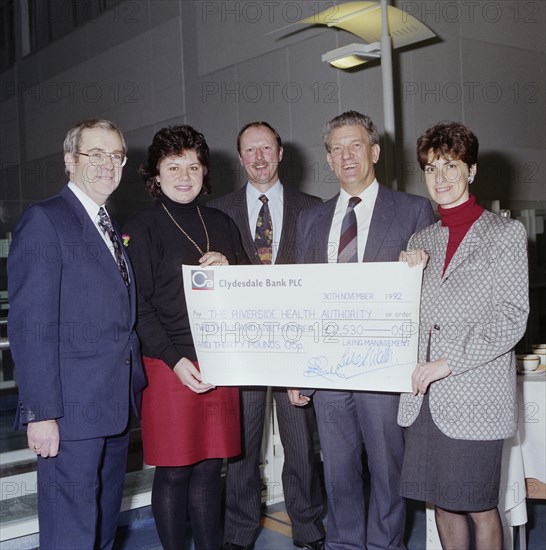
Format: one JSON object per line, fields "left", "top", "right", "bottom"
{"left": 140, "top": 356, "right": 241, "bottom": 466}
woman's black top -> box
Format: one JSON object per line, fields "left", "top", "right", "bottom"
{"left": 123, "top": 193, "right": 247, "bottom": 368}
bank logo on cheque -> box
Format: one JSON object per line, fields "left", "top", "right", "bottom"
{"left": 191, "top": 270, "right": 214, "bottom": 290}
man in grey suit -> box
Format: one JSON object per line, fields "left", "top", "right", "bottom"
{"left": 289, "top": 111, "right": 435, "bottom": 550}
{"left": 209, "top": 121, "right": 325, "bottom": 550}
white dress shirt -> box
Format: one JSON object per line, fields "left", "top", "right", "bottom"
{"left": 68, "top": 181, "right": 117, "bottom": 260}
{"left": 246, "top": 180, "right": 283, "bottom": 264}
{"left": 327, "top": 179, "right": 379, "bottom": 263}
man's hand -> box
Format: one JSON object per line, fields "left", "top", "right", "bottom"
{"left": 174, "top": 357, "right": 215, "bottom": 394}
{"left": 288, "top": 388, "right": 311, "bottom": 407}
{"left": 27, "top": 420, "right": 60, "bottom": 458}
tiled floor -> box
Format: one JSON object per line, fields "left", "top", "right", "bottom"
{"left": 2, "top": 390, "right": 545, "bottom": 550}
{"left": 113, "top": 500, "right": 425, "bottom": 550}
{"left": 113, "top": 499, "right": 546, "bottom": 550}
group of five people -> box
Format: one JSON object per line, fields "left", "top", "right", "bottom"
{"left": 8, "top": 111, "right": 528, "bottom": 550}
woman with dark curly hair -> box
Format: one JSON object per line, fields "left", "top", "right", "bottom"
{"left": 123, "top": 125, "right": 246, "bottom": 550}
{"left": 398, "top": 122, "right": 529, "bottom": 549}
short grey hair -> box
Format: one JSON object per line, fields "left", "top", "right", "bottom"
{"left": 322, "top": 110, "right": 380, "bottom": 151}
{"left": 63, "top": 119, "right": 127, "bottom": 155}
{"left": 63, "top": 119, "right": 127, "bottom": 176}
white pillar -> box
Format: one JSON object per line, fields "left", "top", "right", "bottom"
{"left": 380, "top": 0, "right": 396, "bottom": 189}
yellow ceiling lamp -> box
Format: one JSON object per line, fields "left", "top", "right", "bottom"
{"left": 299, "top": 1, "right": 435, "bottom": 69}
{"left": 298, "top": 1, "right": 435, "bottom": 188}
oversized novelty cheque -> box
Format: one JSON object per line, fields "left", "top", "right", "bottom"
{"left": 183, "top": 262, "right": 422, "bottom": 392}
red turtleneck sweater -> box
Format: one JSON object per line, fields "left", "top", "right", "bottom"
{"left": 438, "top": 194, "right": 484, "bottom": 275}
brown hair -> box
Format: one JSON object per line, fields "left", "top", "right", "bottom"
{"left": 416, "top": 122, "right": 479, "bottom": 170}
{"left": 140, "top": 125, "right": 211, "bottom": 198}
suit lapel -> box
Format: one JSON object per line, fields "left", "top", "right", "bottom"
{"left": 424, "top": 224, "right": 448, "bottom": 293}
{"left": 276, "top": 187, "right": 298, "bottom": 264}
{"left": 114, "top": 222, "right": 137, "bottom": 317}
{"left": 84, "top": 213, "right": 129, "bottom": 294}
{"left": 230, "top": 186, "right": 262, "bottom": 265}
{"left": 442, "top": 211, "right": 488, "bottom": 280}
{"left": 316, "top": 196, "right": 337, "bottom": 263}
{"left": 363, "top": 185, "right": 395, "bottom": 262}
{"left": 62, "top": 187, "right": 130, "bottom": 298}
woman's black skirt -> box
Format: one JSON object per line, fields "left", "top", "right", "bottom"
{"left": 400, "top": 395, "right": 503, "bottom": 512}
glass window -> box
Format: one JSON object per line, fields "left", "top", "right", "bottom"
{"left": 24, "top": 0, "right": 123, "bottom": 55}
{"left": 0, "top": 0, "right": 15, "bottom": 70}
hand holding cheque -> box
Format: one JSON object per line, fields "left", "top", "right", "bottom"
{"left": 183, "top": 262, "right": 423, "bottom": 392}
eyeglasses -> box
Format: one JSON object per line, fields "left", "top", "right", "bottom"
{"left": 77, "top": 151, "right": 127, "bottom": 167}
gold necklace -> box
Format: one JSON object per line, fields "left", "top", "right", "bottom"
{"left": 161, "top": 203, "right": 210, "bottom": 256}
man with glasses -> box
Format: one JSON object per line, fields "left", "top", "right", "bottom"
{"left": 8, "top": 119, "right": 146, "bottom": 549}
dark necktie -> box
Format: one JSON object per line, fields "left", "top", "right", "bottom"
{"left": 338, "top": 196, "right": 361, "bottom": 263}
{"left": 254, "top": 194, "right": 273, "bottom": 264}
{"left": 97, "top": 207, "right": 130, "bottom": 287}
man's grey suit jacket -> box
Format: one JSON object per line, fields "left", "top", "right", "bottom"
{"left": 296, "top": 183, "right": 435, "bottom": 264}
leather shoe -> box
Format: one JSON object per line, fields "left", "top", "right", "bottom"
{"left": 293, "top": 538, "right": 325, "bottom": 550}
{"left": 223, "top": 543, "right": 252, "bottom": 550}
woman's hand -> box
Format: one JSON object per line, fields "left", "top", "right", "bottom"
{"left": 399, "top": 249, "right": 429, "bottom": 268}
{"left": 173, "top": 357, "right": 215, "bottom": 394}
{"left": 199, "top": 252, "right": 229, "bottom": 266}
{"left": 288, "top": 388, "right": 311, "bottom": 407}
{"left": 411, "top": 358, "right": 451, "bottom": 395}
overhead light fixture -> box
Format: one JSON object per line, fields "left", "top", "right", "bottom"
{"left": 300, "top": 1, "right": 435, "bottom": 47}
{"left": 295, "top": 1, "right": 436, "bottom": 189}
{"left": 321, "top": 42, "right": 381, "bottom": 69}
{"left": 300, "top": 1, "right": 435, "bottom": 70}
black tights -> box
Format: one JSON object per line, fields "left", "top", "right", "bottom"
{"left": 151, "top": 459, "right": 223, "bottom": 550}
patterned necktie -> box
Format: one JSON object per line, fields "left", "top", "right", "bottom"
{"left": 97, "top": 207, "right": 130, "bottom": 287}
{"left": 254, "top": 194, "right": 273, "bottom": 264}
{"left": 338, "top": 196, "right": 361, "bottom": 263}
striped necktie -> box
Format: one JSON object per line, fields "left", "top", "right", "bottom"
{"left": 97, "top": 207, "right": 130, "bottom": 287}
{"left": 337, "top": 196, "right": 361, "bottom": 263}
{"left": 254, "top": 194, "right": 273, "bottom": 264}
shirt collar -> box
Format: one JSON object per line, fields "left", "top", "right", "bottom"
{"left": 246, "top": 180, "right": 282, "bottom": 203}
{"left": 339, "top": 179, "right": 379, "bottom": 205}
{"left": 68, "top": 181, "right": 105, "bottom": 220}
